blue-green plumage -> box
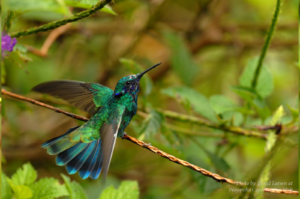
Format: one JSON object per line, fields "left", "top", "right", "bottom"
{"left": 32, "top": 63, "right": 160, "bottom": 180}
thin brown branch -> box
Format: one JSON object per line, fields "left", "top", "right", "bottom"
{"left": 1, "top": 89, "right": 298, "bottom": 195}
{"left": 26, "top": 24, "right": 71, "bottom": 57}
{"left": 122, "top": 133, "right": 238, "bottom": 184}
{"left": 1, "top": 89, "right": 88, "bottom": 122}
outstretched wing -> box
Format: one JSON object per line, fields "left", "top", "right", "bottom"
{"left": 32, "top": 80, "right": 114, "bottom": 115}
{"left": 90, "top": 105, "right": 126, "bottom": 180}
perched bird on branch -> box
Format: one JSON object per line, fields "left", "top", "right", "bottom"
{"left": 32, "top": 63, "right": 161, "bottom": 180}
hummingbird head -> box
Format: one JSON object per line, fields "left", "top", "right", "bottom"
{"left": 114, "top": 63, "right": 161, "bottom": 98}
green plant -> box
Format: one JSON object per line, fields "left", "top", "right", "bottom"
{"left": 1, "top": 163, "right": 139, "bottom": 199}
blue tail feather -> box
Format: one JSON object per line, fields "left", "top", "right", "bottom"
{"left": 66, "top": 141, "right": 97, "bottom": 175}
{"left": 89, "top": 143, "right": 104, "bottom": 180}
{"left": 56, "top": 142, "right": 88, "bottom": 166}
{"left": 42, "top": 126, "right": 104, "bottom": 179}
{"left": 79, "top": 140, "right": 101, "bottom": 179}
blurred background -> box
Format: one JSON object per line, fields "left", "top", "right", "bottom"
{"left": 2, "top": 0, "right": 298, "bottom": 198}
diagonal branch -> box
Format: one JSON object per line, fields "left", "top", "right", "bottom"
{"left": 1, "top": 89, "right": 298, "bottom": 195}
{"left": 26, "top": 24, "right": 71, "bottom": 57}
{"left": 9, "top": 0, "right": 112, "bottom": 38}
{"left": 1, "top": 89, "right": 88, "bottom": 121}
{"left": 123, "top": 134, "right": 298, "bottom": 195}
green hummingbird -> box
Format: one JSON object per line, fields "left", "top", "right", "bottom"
{"left": 32, "top": 63, "right": 161, "bottom": 180}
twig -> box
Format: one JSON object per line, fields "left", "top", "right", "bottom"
{"left": 122, "top": 134, "right": 298, "bottom": 195}
{"left": 155, "top": 109, "right": 268, "bottom": 139}
{"left": 1, "top": 89, "right": 88, "bottom": 122}
{"left": 122, "top": 133, "right": 237, "bottom": 183}
{"left": 251, "top": 0, "right": 281, "bottom": 88}
{"left": 26, "top": 24, "right": 71, "bottom": 57}
{"left": 1, "top": 89, "right": 298, "bottom": 195}
{"left": 165, "top": 123, "right": 224, "bottom": 137}
{"left": 9, "top": 0, "right": 112, "bottom": 38}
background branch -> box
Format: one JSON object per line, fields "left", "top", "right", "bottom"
{"left": 9, "top": 0, "right": 112, "bottom": 38}
{"left": 26, "top": 24, "right": 71, "bottom": 57}
{"left": 1, "top": 89, "right": 298, "bottom": 195}
{"left": 153, "top": 109, "right": 268, "bottom": 139}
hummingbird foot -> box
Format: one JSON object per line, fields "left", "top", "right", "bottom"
{"left": 121, "top": 132, "right": 127, "bottom": 139}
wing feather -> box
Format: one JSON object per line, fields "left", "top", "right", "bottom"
{"left": 32, "top": 80, "right": 113, "bottom": 115}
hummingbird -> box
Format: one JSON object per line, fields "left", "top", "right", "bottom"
{"left": 32, "top": 63, "right": 161, "bottom": 180}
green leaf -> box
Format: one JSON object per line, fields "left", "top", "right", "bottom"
{"left": 14, "top": 43, "right": 28, "bottom": 53}
{"left": 7, "top": 178, "right": 33, "bottom": 199}
{"left": 120, "top": 58, "right": 153, "bottom": 96}
{"left": 231, "top": 86, "right": 257, "bottom": 103}
{"left": 11, "top": 162, "right": 37, "bottom": 186}
{"left": 61, "top": 174, "right": 87, "bottom": 199}
{"left": 265, "top": 106, "right": 285, "bottom": 151}
{"left": 100, "top": 186, "right": 115, "bottom": 199}
{"left": 240, "top": 60, "right": 256, "bottom": 87}
{"left": 13, "top": 43, "right": 32, "bottom": 63}
{"left": 99, "top": 180, "right": 139, "bottom": 199}
{"left": 287, "top": 104, "right": 298, "bottom": 121}
{"left": 3, "top": 0, "right": 68, "bottom": 14}
{"left": 209, "top": 95, "right": 240, "bottom": 114}
{"left": 252, "top": 98, "right": 271, "bottom": 120}
{"left": 161, "top": 87, "right": 218, "bottom": 123}
{"left": 160, "top": 124, "right": 182, "bottom": 147}
{"left": 239, "top": 58, "right": 274, "bottom": 98}
{"left": 187, "top": 157, "right": 221, "bottom": 194}
{"left": 140, "top": 109, "right": 164, "bottom": 138}
{"left": 65, "top": 0, "right": 117, "bottom": 15}
{"left": 193, "top": 140, "right": 230, "bottom": 173}
{"left": 205, "top": 150, "right": 230, "bottom": 173}
{"left": 221, "top": 111, "right": 244, "bottom": 126}
{"left": 231, "top": 86, "right": 271, "bottom": 120}
{"left": 270, "top": 105, "right": 284, "bottom": 125}
{"left": 163, "top": 31, "right": 199, "bottom": 85}
{"left": 101, "top": 5, "right": 117, "bottom": 15}
{"left": 30, "top": 178, "right": 69, "bottom": 199}
{"left": 1, "top": 173, "right": 13, "bottom": 199}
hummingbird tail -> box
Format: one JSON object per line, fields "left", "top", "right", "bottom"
{"left": 41, "top": 126, "right": 104, "bottom": 179}
{"left": 41, "top": 126, "right": 80, "bottom": 149}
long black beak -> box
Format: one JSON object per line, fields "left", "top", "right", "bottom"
{"left": 137, "top": 62, "right": 161, "bottom": 78}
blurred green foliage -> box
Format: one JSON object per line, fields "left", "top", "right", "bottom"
{"left": 1, "top": 0, "right": 298, "bottom": 199}
{"left": 2, "top": 163, "right": 139, "bottom": 199}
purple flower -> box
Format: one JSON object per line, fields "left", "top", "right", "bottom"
{"left": 2, "top": 35, "right": 17, "bottom": 55}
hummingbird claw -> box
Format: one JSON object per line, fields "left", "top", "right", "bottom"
{"left": 122, "top": 132, "right": 127, "bottom": 139}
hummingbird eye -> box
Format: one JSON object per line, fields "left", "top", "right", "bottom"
{"left": 126, "top": 81, "right": 131, "bottom": 86}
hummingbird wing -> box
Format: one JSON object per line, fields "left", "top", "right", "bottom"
{"left": 32, "top": 80, "right": 113, "bottom": 115}
{"left": 89, "top": 105, "right": 126, "bottom": 180}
